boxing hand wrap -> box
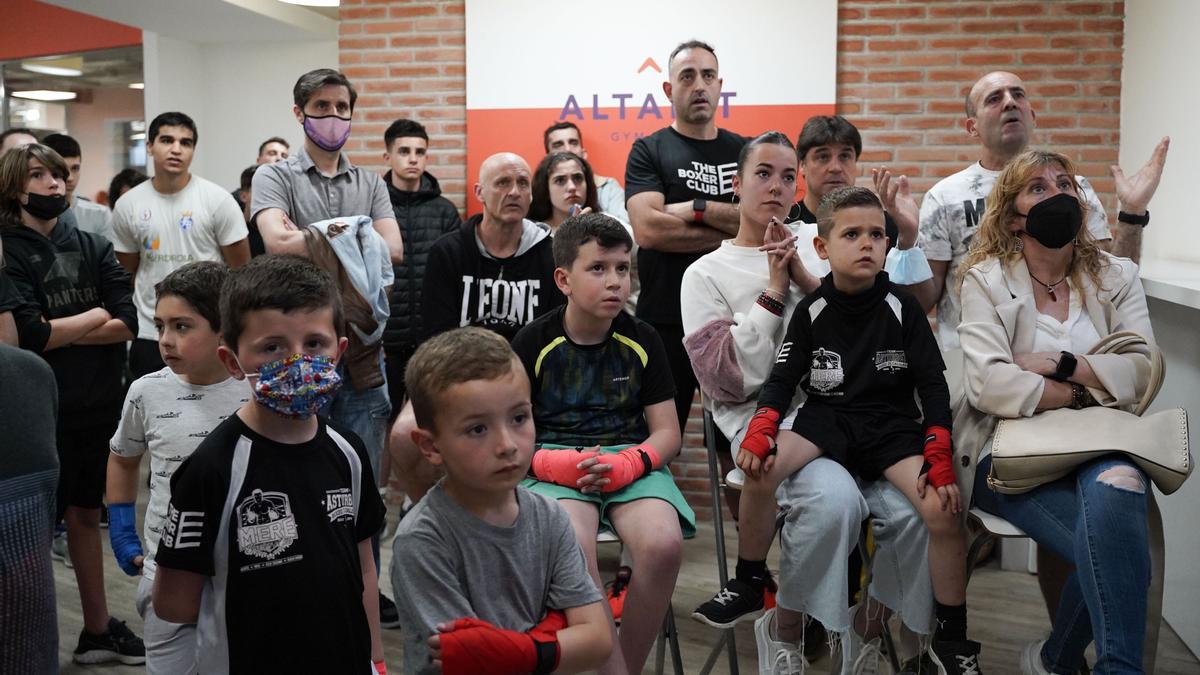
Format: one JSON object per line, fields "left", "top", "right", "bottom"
{"left": 527, "top": 609, "right": 568, "bottom": 642}
{"left": 600, "top": 443, "right": 663, "bottom": 494}
{"left": 438, "top": 617, "right": 559, "bottom": 675}
{"left": 740, "top": 407, "right": 782, "bottom": 460}
{"left": 530, "top": 448, "right": 597, "bottom": 487}
{"left": 921, "top": 425, "right": 956, "bottom": 488}
{"left": 107, "top": 502, "right": 144, "bottom": 576}
{"left": 373, "top": 660, "right": 387, "bottom": 675}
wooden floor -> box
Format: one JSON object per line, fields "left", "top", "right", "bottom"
{"left": 54, "top": 492, "right": 1199, "bottom": 674}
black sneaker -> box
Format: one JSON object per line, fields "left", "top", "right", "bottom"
{"left": 380, "top": 592, "right": 401, "bottom": 629}
{"left": 691, "top": 578, "right": 765, "bottom": 628}
{"left": 929, "top": 639, "right": 982, "bottom": 675}
{"left": 73, "top": 617, "right": 146, "bottom": 665}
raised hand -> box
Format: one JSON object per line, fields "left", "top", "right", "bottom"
{"left": 872, "top": 167, "right": 919, "bottom": 249}
{"left": 1112, "top": 136, "right": 1169, "bottom": 214}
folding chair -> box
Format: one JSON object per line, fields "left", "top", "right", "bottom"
{"left": 965, "top": 497, "right": 1166, "bottom": 673}
{"left": 695, "top": 407, "right": 741, "bottom": 675}
{"left": 596, "top": 530, "right": 684, "bottom": 675}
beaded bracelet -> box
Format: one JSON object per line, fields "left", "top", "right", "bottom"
{"left": 756, "top": 291, "right": 784, "bottom": 316}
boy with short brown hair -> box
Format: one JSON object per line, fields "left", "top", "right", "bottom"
{"left": 152, "top": 254, "right": 386, "bottom": 673}
{"left": 392, "top": 326, "right": 611, "bottom": 675}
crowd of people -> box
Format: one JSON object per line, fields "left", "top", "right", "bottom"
{"left": 0, "top": 35, "right": 1173, "bottom": 675}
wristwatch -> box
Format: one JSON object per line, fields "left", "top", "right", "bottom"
{"left": 1117, "top": 209, "right": 1150, "bottom": 227}
{"left": 1069, "top": 382, "right": 1094, "bottom": 410}
{"left": 1052, "top": 351, "right": 1078, "bottom": 382}
{"left": 692, "top": 198, "right": 707, "bottom": 224}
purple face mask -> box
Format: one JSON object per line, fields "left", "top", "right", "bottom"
{"left": 303, "top": 114, "right": 352, "bottom": 152}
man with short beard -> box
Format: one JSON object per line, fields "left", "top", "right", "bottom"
{"left": 625, "top": 39, "right": 745, "bottom": 466}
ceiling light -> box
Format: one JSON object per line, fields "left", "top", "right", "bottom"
{"left": 21, "top": 57, "right": 84, "bottom": 77}
{"left": 278, "top": 0, "right": 339, "bottom": 6}
{"left": 129, "top": 82, "right": 145, "bottom": 90}
{"left": 13, "top": 90, "right": 78, "bottom": 102}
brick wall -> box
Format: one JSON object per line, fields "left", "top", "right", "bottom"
{"left": 340, "top": 0, "right": 1125, "bottom": 520}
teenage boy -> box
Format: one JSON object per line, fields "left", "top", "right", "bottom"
{"left": 43, "top": 132, "right": 115, "bottom": 243}
{"left": 381, "top": 118, "right": 460, "bottom": 417}
{"left": 152, "top": 254, "right": 386, "bottom": 673}
{"left": 391, "top": 326, "right": 611, "bottom": 675}
{"left": 543, "top": 121, "right": 627, "bottom": 223}
{"left": 107, "top": 261, "right": 249, "bottom": 674}
{"left": 511, "top": 214, "right": 691, "bottom": 675}
{"left": 734, "top": 187, "right": 981, "bottom": 673}
{"left": 112, "top": 111, "right": 250, "bottom": 378}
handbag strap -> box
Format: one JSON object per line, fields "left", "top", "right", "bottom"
{"left": 1085, "top": 330, "right": 1164, "bottom": 417}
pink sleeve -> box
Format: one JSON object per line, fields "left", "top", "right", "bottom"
{"left": 683, "top": 318, "right": 746, "bottom": 404}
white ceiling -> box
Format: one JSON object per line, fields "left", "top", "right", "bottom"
{"left": 43, "top": 0, "right": 338, "bottom": 43}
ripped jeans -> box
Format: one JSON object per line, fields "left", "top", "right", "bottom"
{"left": 974, "top": 454, "right": 1150, "bottom": 674}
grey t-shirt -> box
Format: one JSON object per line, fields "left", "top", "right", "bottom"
{"left": 250, "top": 146, "right": 393, "bottom": 228}
{"left": 390, "top": 483, "right": 600, "bottom": 675}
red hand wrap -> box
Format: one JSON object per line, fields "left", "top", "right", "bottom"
{"left": 600, "top": 443, "right": 663, "bottom": 493}
{"left": 922, "top": 425, "right": 956, "bottom": 488}
{"left": 373, "top": 660, "right": 387, "bottom": 675}
{"left": 438, "top": 618, "right": 543, "bottom": 675}
{"left": 527, "top": 609, "right": 568, "bottom": 642}
{"left": 741, "top": 407, "right": 781, "bottom": 460}
{"left": 530, "top": 448, "right": 596, "bottom": 488}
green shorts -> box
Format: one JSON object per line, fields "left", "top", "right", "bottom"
{"left": 522, "top": 444, "right": 696, "bottom": 538}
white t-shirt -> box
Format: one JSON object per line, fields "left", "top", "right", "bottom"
{"left": 918, "top": 162, "right": 1111, "bottom": 350}
{"left": 109, "top": 368, "right": 249, "bottom": 579}
{"left": 112, "top": 176, "right": 248, "bottom": 339}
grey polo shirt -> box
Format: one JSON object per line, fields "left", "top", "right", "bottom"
{"left": 250, "top": 146, "right": 393, "bottom": 228}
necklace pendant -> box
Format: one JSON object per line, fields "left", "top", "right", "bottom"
{"left": 1047, "top": 287, "right": 1057, "bottom": 302}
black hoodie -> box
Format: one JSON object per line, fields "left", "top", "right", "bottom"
{"left": 383, "top": 171, "right": 461, "bottom": 349}
{"left": 2, "top": 217, "right": 136, "bottom": 425}
{"left": 422, "top": 215, "right": 563, "bottom": 342}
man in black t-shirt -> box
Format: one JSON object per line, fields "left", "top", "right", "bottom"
{"left": 624, "top": 39, "right": 745, "bottom": 445}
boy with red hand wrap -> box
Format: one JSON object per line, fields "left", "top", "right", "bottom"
{"left": 510, "top": 216, "right": 693, "bottom": 674}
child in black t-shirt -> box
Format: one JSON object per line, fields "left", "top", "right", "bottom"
{"left": 152, "top": 255, "right": 386, "bottom": 674}
{"left": 699, "top": 187, "right": 982, "bottom": 673}
{"left": 510, "top": 214, "right": 693, "bottom": 675}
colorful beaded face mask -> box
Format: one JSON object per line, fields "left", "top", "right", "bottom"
{"left": 245, "top": 353, "right": 342, "bottom": 419}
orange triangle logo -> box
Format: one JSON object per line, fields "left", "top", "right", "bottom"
{"left": 637, "top": 57, "right": 661, "bottom": 74}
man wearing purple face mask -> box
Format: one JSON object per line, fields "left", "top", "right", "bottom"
{"left": 250, "top": 67, "right": 404, "bottom": 631}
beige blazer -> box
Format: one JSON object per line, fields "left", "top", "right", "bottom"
{"left": 951, "top": 252, "right": 1155, "bottom": 506}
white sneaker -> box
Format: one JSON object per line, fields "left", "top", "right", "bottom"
{"left": 754, "top": 608, "right": 807, "bottom": 675}
{"left": 726, "top": 467, "right": 746, "bottom": 489}
{"left": 1019, "top": 640, "right": 1051, "bottom": 675}
{"left": 51, "top": 530, "right": 72, "bottom": 568}
{"left": 836, "top": 626, "right": 892, "bottom": 675}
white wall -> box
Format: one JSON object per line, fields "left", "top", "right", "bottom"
{"left": 1122, "top": 0, "right": 1199, "bottom": 265}
{"left": 65, "top": 87, "right": 144, "bottom": 202}
{"left": 1122, "top": 0, "right": 1200, "bottom": 656}
{"left": 142, "top": 32, "right": 336, "bottom": 189}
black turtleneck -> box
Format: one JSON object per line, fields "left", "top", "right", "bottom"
{"left": 758, "top": 271, "right": 950, "bottom": 428}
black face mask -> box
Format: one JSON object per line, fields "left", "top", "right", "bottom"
{"left": 1016, "top": 192, "right": 1082, "bottom": 249}
{"left": 20, "top": 192, "right": 69, "bottom": 221}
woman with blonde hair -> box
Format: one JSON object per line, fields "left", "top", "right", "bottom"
{"left": 955, "top": 149, "right": 1161, "bottom": 673}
